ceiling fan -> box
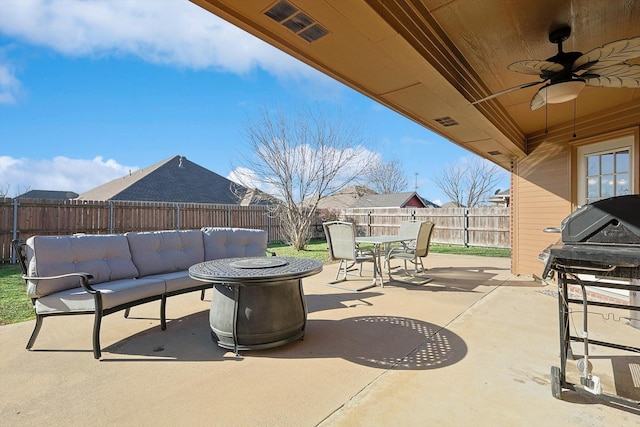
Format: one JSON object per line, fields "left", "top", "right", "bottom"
{"left": 472, "top": 26, "right": 640, "bottom": 110}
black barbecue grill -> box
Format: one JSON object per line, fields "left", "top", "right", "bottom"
{"left": 541, "top": 194, "right": 640, "bottom": 410}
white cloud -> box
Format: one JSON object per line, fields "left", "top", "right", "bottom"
{"left": 0, "top": 156, "right": 137, "bottom": 196}
{"left": 0, "top": 0, "right": 318, "bottom": 79}
{"left": 228, "top": 144, "right": 380, "bottom": 201}
{"left": 0, "top": 54, "right": 21, "bottom": 104}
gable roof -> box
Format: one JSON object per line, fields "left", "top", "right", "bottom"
{"left": 77, "top": 155, "right": 254, "bottom": 204}
{"left": 349, "top": 192, "right": 437, "bottom": 208}
{"left": 17, "top": 190, "right": 79, "bottom": 200}
{"left": 316, "top": 185, "right": 377, "bottom": 210}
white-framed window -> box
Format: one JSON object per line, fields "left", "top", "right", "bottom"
{"left": 575, "top": 133, "right": 636, "bottom": 298}
{"left": 577, "top": 134, "right": 635, "bottom": 206}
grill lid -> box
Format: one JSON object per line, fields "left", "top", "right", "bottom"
{"left": 561, "top": 195, "right": 640, "bottom": 245}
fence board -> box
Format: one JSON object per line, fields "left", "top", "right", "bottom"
{"left": 335, "top": 207, "right": 509, "bottom": 248}
{"left": 1, "top": 198, "right": 509, "bottom": 262}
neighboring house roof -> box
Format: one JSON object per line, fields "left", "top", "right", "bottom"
{"left": 349, "top": 191, "right": 437, "bottom": 209}
{"left": 488, "top": 189, "right": 510, "bottom": 206}
{"left": 77, "top": 155, "right": 260, "bottom": 204}
{"left": 17, "top": 190, "right": 79, "bottom": 200}
{"left": 441, "top": 201, "right": 462, "bottom": 208}
{"left": 417, "top": 194, "right": 441, "bottom": 208}
{"left": 316, "top": 185, "right": 377, "bottom": 210}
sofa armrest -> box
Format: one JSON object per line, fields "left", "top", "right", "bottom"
{"left": 23, "top": 273, "right": 98, "bottom": 295}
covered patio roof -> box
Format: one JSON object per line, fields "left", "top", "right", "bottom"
{"left": 190, "top": 0, "right": 640, "bottom": 171}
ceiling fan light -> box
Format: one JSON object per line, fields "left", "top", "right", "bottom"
{"left": 542, "top": 80, "right": 586, "bottom": 104}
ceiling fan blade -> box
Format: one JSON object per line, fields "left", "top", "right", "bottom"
{"left": 471, "top": 80, "right": 544, "bottom": 105}
{"left": 508, "top": 60, "right": 564, "bottom": 76}
{"left": 574, "top": 36, "right": 640, "bottom": 72}
{"left": 582, "top": 64, "right": 640, "bottom": 87}
{"left": 530, "top": 88, "right": 546, "bottom": 111}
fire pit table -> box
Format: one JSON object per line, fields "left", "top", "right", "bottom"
{"left": 189, "top": 256, "right": 322, "bottom": 353}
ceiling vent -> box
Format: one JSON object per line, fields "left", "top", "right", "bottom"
{"left": 488, "top": 150, "right": 502, "bottom": 156}
{"left": 434, "top": 116, "right": 458, "bottom": 127}
{"left": 265, "top": 1, "right": 328, "bottom": 43}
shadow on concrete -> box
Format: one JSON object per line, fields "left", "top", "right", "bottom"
{"left": 305, "top": 292, "right": 381, "bottom": 313}
{"left": 388, "top": 266, "right": 497, "bottom": 292}
{"left": 102, "top": 312, "right": 467, "bottom": 370}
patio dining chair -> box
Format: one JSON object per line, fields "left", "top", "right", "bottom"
{"left": 323, "top": 221, "right": 378, "bottom": 291}
{"left": 386, "top": 221, "right": 435, "bottom": 284}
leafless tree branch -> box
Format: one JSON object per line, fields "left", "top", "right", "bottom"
{"left": 232, "top": 105, "right": 376, "bottom": 249}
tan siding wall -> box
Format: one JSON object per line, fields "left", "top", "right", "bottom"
{"left": 513, "top": 139, "right": 572, "bottom": 278}
{"left": 512, "top": 104, "right": 640, "bottom": 278}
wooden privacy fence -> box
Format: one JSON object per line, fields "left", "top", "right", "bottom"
{"left": 0, "top": 198, "right": 285, "bottom": 262}
{"left": 337, "top": 207, "right": 510, "bottom": 248}
{"left": 1, "top": 198, "right": 510, "bottom": 262}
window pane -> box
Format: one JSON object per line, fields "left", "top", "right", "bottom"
{"left": 601, "top": 175, "right": 614, "bottom": 198}
{"left": 587, "top": 155, "right": 599, "bottom": 176}
{"left": 601, "top": 153, "right": 614, "bottom": 174}
{"left": 587, "top": 177, "right": 599, "bottom": 198}
{"left": 616, "top": 150, "right": 629, "bottom": 173}
{"left": 616, "top": 173, "right": 630, "bottom": 195}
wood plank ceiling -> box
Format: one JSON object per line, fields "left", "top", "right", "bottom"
{"left": 191, "top": 0, "right": 640, "bottom": 170}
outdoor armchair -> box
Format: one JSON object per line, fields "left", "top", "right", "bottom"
{"left": 386, "top": 221, "right": 435, "bottom": 284}
{"left": 323, "top": 221, "right": 378, "bottom": 291}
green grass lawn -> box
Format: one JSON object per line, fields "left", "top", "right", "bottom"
{"left": 429, "top": 243, "right": 511, "bottom": 258}
{"left": 270, "top": 239, "right": 511, "bottom": 260}
{"left": 0, "top": 240, "right": 509, "bottom": 326}
{"left": 0, "top": 264, "right": 32, "bottom": 325}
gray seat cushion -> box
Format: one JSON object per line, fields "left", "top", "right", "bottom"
{"left": 34, "top": 277, "right": 165, "bottom": 314}
{"left": 145, "top": 271, "right": 208, "bottom": 294}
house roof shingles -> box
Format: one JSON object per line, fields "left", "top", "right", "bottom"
{"left": 349, "top": 191, "right": 439, "bottom": 208}
{"left": 17, "top": 190, "right": 79, "bottom": 200}
{"left": 78, "top": 155, "right": 251, "bottom": 204}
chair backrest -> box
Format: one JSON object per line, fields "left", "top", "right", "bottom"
{"left": 413, "top": 222, "right": 435, "bottom": 257}
{"left": 323, "top": 221, "right": 358, "bottom": 261}
{"left": 12, "top": 239, "right": 27, "bottom": 276}
{"left": 398, "top": 220, "right": 423, "bottom": 240}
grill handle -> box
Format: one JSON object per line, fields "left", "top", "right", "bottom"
{"left": 554, "top": 262, "right": 617, "bottom": 273}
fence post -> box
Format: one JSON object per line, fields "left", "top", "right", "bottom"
{"left": 175, "top": 203, "right": 180, "bottom": 230}
{"left": 367, "top": 210, "right": 372, "bottom": 236}
{"left": 109, "top": 201, "right": 114, "bottom": 234}
{"left": 463, "top": 209, "right": 469, "bottom": 247}
{"left": 11, "top": 198, "right": 18, "bottom": 263}
{"left": 267, "top": 209, "right": 271, "bottom": 242}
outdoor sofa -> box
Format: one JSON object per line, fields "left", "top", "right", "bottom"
{"left": 13, "top": 227, "right": 268, "bottom": 359}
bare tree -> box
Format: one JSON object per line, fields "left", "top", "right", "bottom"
{"left": 232, "top": 106, "right": 376, "bottom": 250}
{"left": 434, "top": 157, "right": 504, "bottom": 207}
{"left": 0, "top": 183, "right": 28, "bottom": 198}
{"left": 367, "top": 159, "right": 408, "bottom": 194}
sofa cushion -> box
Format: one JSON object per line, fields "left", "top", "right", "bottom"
{"left": 34, "top": 277, "right": 165, "bottom": 314}
{"left": 144, "top": 271, "right": 208, "bottom": 294}
{"left": 126, "top": 230, "right": 205, "bottom": 277}
{"left": 201, "top": 227, "right": 267, "bottom": 260}
{"left": 26, "top": 234, "right": 139, "bottom": 298}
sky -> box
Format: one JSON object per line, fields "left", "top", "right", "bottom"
{"left": 0, "top": 0, "right": 509, "bottom": 206}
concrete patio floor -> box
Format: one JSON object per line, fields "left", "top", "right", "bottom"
{"left": 1, "top": 253, "right": 638, "bottom": 426}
